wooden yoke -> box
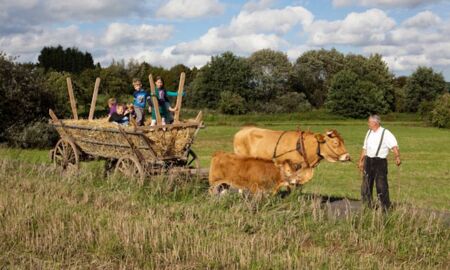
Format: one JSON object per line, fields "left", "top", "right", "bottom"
{"left": 174, "top": 72, "right": 185, "bottom": 123}
{"left": 88, "top": 77, "right": 101, "bottom": 121}
{"left": 66, "top": 77, "right": 78, "bottom": 120}
{"left": 148, "top": 74, "right": 162, "bottom": 125}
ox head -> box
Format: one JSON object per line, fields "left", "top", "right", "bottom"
{"left": 315, "top": 130, "right": 350, "bottom": 162}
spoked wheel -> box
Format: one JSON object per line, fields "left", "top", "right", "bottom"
{"left": 52, "top": 139, "right": 80, "bottom": 170}
{"left": 114, "top": 155, "right": 145, "bottom": 186}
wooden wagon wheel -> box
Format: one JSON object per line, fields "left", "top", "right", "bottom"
{"left": 53, "top": 139, "right": 80, "bottom": 170}
{"left": 114, "top": 155, "right": 145, "bottom": 186}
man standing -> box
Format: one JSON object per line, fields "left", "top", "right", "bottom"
{"left": 358, "top": 115, "right": 401, "bottom": 211}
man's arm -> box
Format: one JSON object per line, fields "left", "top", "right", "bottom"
{"left": 358, "top": 149, "right": 366, "bottom": 171}
{"left": 392, "top": 146, "right": 401, "bottom": 166}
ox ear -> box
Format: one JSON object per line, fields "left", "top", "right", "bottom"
{"left": 315, "top": 133, "right": 325, "bottom": 143}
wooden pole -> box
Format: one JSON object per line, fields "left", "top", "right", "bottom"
{"left": 174, "top": 72, "right": 185, "bottom": 123}
{"left": 88, "top": 77, "right": 101, "bottom": 121}
{"left": 195, "top": 110, "right": 203, "bottom": 123}
{"left": 66, "top": 77, "right": 78, "bottom": 120}
{"left": 148, "top": 74, "right": 162, "bottom": 125}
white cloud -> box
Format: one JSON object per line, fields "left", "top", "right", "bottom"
{"left": 242, "top": 0, "right": 275, "bottom": 11}
{"left": 227, "top": 6, "right": 313, "bottom": 36}
{"left": 332, "top": 0, "right": 443, "bottom": 8}
{"left": 307, "top": 9, "right": 395, "bottom": 46}
{"left": 103, "top": 23, "right": 173, "bottom": 46}
{"left": 0, "top": 25, "right": 95, "bottom": 61}
{"left": 402, "top": 11, "right": 442, "bottom": 28}
{"left": 156, "top": 0, "right": 225, "bottom": 19}
{"left": 0, "top": 0, "right": 146, "bottom": 34}
{"left": 171, "top": 5, "right": 313, "bottom": 58}
{"left": 172, "top": 27, "right": 285, "bottom": 55}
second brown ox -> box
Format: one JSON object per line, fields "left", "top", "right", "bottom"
{"left": 209, "top": 151, "right": 296, "bottom": 194}
{"left": 233, "top": 127, "right": 350, "bottom": 185}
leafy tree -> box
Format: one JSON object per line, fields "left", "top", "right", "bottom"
{"left": 290, "top": 49, "right": 345, "bottom": 107}
{"left": 430, "top": 93, "right": 450, "bottom": 128}
{"left": 344, "top": 54, "right": 395, "bottom": 110}
{"left": 404, "top": 66, "right": 447, "bottom": 112}
{"left": 326, "top": 69, "right": 389, "bottom": 118}
{"left": 393, "top": 76, "right": 408, "bottom": 112}
{"left": 38, "top": 45, "right": 94, "bottom": 74}
{"left": 99, "top": 62, "right": 130, "bottom": 98}
{"left": 247, "top": 49, "right": 292, "bottom": 107}
{"left": 0, "top": 53, "right": 56, "bottom": 142}
{"left": 190, "top": 52, "right": 251, "bottom": 109}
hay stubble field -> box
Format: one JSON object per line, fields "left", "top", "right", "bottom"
{"left": 0, "top": 113, "right": 449, "bottom": 269}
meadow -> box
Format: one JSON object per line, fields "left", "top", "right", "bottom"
{"left": 0, "top": 112, "right": 449, "bottom": 269}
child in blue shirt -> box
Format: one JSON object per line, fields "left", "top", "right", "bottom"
{"left": 132, "top": 78, "right": 150, "bottom": 126}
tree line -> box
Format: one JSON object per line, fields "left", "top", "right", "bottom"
{"left": 0, "top": 46, "right": 449, "bottom": 147}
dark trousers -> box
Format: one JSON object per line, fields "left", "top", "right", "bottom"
{"left": 361, "top": 156, "right": 391, "bottom": 210}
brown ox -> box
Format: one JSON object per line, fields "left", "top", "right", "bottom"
{"left": 233, "top": 127, "right": 350, "bottom": 185}
{"left": 209, "top": 151, "right": 296, "bottom": 195}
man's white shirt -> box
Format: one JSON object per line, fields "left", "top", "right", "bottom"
{"left": 363, "top": 127, "right": 398, "bottom": 158}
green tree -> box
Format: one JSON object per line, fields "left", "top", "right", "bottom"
{"left": 290, "top": 49, "right": 345, "bottom": 107}
{"left": 326, "top": 69, "right": 389, "bottom": 118}
{"left": 344, "top": 54, "right": 395, "bottom": 111}
{"left": 430, "top": 93, "right": 450, "bottom": 128}
{"left": 404, "top": 66, "right": 447, "bottom": 112}
{"left": 38, "top": 45, "right": 95, "bottom": 74}
{"left": 100, "top": 62, "right": 130, "bottom": 98}
{"left": 247, "top": 49, "right": 292, "bottom": 109}
{"left": 0, "top": 53, "right": 56, "bottom": 142}
{"left": 190, "top": 52, "right": 251, "bottom": 109}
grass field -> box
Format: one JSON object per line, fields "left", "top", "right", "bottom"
{"left": 0, "top": 112, "right": 449, "bottom": 268}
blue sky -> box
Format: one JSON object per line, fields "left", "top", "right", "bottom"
{"left": 1, "top": 0, "right": 450, "bottom": 79}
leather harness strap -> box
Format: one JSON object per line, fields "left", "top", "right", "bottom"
{"left": 272, "top": 130, "right": 310, "bottom": 167}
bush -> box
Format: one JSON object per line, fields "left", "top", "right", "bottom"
{"left": 218, "top": 91, "right": 247, "bottom": 115}
{"left": 404, "top": 66, "right": 447, "bottom": 112}
{"left": 255, "top": 92, "right": 312, "bottom": 113}
{"left": 5, "top": 121, "right": 59, "bottom": 148}
{"left": 326, "top": 70, "right": 389, "bottom": 118}
{"left": 430, "top": 93, "right": 450, "bottom": 128}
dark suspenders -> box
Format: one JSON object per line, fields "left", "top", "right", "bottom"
{"left": 366, "top": 128, "right": 387, "bottom": 158}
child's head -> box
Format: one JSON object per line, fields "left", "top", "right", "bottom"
{"left": 108, "top": 98, "right": 117, "bottom": 108}
{"left": 132, "top": 78, "right": 142, "bottom": 90}
{"left": 116, "top": 104, "right": 125, "bottom": 114}
{"left": 155, "top": 76, "right": 164, "bottom": 89}
{"left": 126, "top": 103, "right": 134, "bottom": 111}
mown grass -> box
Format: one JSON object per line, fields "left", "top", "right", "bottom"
{"left": 0, "top": 159, "right": 448, "bottom": 269}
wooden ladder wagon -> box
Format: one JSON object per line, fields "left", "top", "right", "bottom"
{"left": 49, "top": 73, "right": 207, "bottom": 184}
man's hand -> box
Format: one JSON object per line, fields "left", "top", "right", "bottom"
{"left": 148, "top": 106, "right": 152, "bottom": 113}
{"left": 358, "top": 159, "right": 364, "bottom": 172}
{"left": 395, "top": 156, "right": 401, "bottom": 166}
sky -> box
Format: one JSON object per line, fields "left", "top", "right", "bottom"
{"left": 1, "top": 0, "right": 450, "bottom": 79}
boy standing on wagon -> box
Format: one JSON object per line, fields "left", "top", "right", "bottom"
{"left": 132, "top": 78, "right": 150, "bottom": 126}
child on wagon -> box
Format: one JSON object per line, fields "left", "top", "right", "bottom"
{"left": 107, "top": 98, "right": 117, "bottom": 116}
{"left": 149, "top": 76, "right": 178, "bottom": 126}
{"left": 132, "top": 78, "right": 150, "bottom": 126}
{"left": 108, "top": 104, "right": 129, "bottom": 125}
